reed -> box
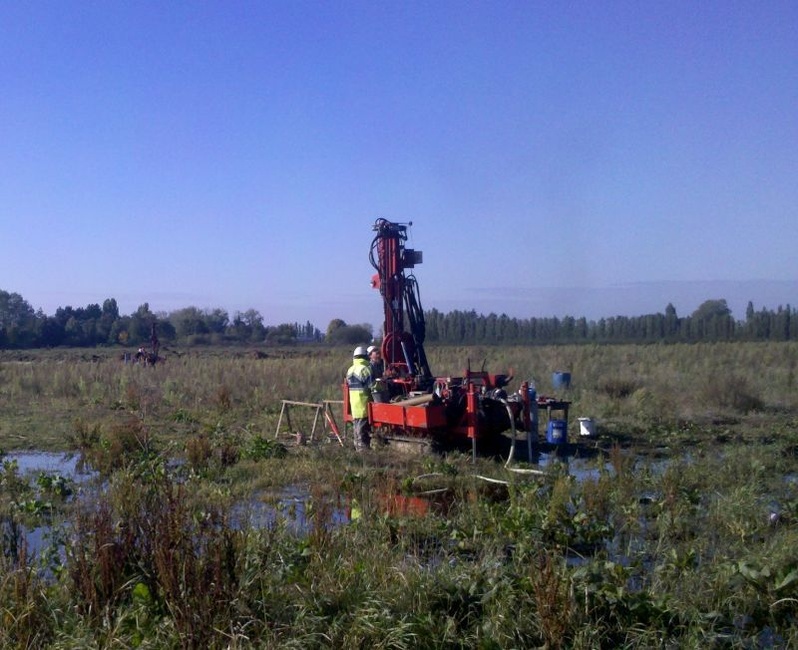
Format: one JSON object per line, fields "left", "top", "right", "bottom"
{"left": 3, "top": 342, "right": 798, "bottom": 452}
{"left": 1, "top": 342, "right": 798, "bottom": 647}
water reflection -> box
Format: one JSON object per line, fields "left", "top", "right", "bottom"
{"left": 4, "top": 450, "right": 87, "bottom": 481}
{"left": 1, "top": 451, "right": 88, "bottom": 561}
{"left": 232, "top": 485, "right": 350, "bottom": 534}
{"left": 529, "top": 451, "right": 610, "bottom": 482}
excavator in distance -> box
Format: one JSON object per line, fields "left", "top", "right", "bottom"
{"left": 343, "top": 218, "right": 533, "bottom": 455}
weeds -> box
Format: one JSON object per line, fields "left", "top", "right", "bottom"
{"left": 0, "top": 542, "right": 54, "bottom": 648}
{"left": 69, "top": 416, "right": 155, "bottom": 476}
{"left": 1, "top": 343, "right": 798, "bottom": 647}
{"left": 701, "top": 373, "right": 765, "bottom": 414}
{"left": 530, "top": 551, "right": 573, "bottom": 649}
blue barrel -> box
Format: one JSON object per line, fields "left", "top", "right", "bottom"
{"left": 546, "top": 419, "right": 568, "bottom": 444}
{"left": 552, "top": 371, "right": 571, "bottom": 389}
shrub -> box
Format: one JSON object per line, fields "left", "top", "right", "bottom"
{"left": 701, "top": 374, "right": 764, "bottom": 414}
{"left": 241, "top": 435, "right": 288, "bottom": 461}
{"left": 70, "top": 417, "right": 155, "bottom": 476}
{"left": 599, "top": 377, "right": 638, "bottom": 399}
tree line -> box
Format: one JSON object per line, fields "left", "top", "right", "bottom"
{"left": 0, "top": 291, "right": 322, "bottom": 349}
{"left": 423, "top": 299, "right": 796, "bottom": 344}
{"left": 1, "top": 289, "right": 795, "bottom": 349}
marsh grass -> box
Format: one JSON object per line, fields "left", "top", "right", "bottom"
{"left": 531, "top": 551, "right": 574, "bottom": 649}
{"left": 3, "top": 342, "right": 798, "bottom": 453}
{"left": 0, "top": 542, "right": 54, "bottom": 649}
{"left": 2, "top": 438, "right": 797, "bottom": 647}
{"left": 1, "top": 343, "right": 798, "bottom": 646}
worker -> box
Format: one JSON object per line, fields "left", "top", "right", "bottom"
{"left": 368, "top": 345, "right": 384, "bottom": 379}
{"left": 368, "top": 345, "right": 389, "bottom": 402}
{"left": 346, "top": 345, "right": 374, "bottom": 450}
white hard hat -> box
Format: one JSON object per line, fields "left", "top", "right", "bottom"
{"left": 367, "top": 345, "right": 376, "bottom": 354}
{"left": 353, "top": 346, "right": 368, "bottom": 358}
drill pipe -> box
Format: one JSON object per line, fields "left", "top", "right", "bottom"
{"left": 395, "top": 393, "right": 435, "bottom": 407}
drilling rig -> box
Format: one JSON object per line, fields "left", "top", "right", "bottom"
{"left": 343, "top": 218, "right": 533, "bottom": 454}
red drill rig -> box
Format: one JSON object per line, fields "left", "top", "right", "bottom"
{"left": 344, "top": 218, "right": 533, "bottom": 454}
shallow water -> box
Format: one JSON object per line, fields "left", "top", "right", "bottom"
{"left": 233, "top": 485, "right": 351, "bottom": 533}
{"left": 1, "top": 451, "right": 89, "bottom": 560}
{"left": 533, "top": 452, "right": 608, "bottom": 481}
{"left": 0, "top": 447, "right": 662, "bottom": 564}
{"left": 4, "top": 450, "right": 84, "bottom": 480}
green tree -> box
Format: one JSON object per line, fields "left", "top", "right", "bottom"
{"left": 744, "top": 301, "right": 756, "bottom": 340}
{"left": 326, "top": 323, "right": 372, "bottom": 345}
{"left": 326, "top": 319, "right": 347, "bottom": 338}
{"left": 266, "top": 323, "right": 298, "bottom": 345}
{"left": 691, "top": 299, "right": 734, "bottom": 341}
{"left": 0, "top": 290, "right": 35, "bottom": 329}
{"left": 692, "top": 299, "right": 731, "bottom": 321}
{"left": 155, "top": 317, "right": 176, "bottom": 343}
{"left": 102, "top": 298, "right": 120, "bottom": 319}
{"left": 664, "top": 303, "right": 679, "bottom": 339}
{"left": 37, "top": 316, "right": 65, "bottom": 347}
{"left": 97, "top": 298, "right": 120, "bottom": 344}
{"left": 170, "top": 307, "right": 210, "bottom": 338}
{"left": 0, "top": 290, "right": 37, "bottom": 347}
{"left": 128, "top": 303, "right": 155, "bottom": 344}
{"left": 203, "top": 308, "right": 229, "bottom": 334}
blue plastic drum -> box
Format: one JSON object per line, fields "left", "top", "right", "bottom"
{"left": 546, "top": 419, "right": 568, "bottom": 445}
{"left": 552, "top": 371, "right": 571, "bottom": 390}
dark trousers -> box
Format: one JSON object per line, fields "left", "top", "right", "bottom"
{"left": 353, "top": 418, "right": 371, "bottom": 450}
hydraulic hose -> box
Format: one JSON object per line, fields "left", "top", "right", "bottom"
{"left": 500, "top": 398, "right": 545, "bottom": 475}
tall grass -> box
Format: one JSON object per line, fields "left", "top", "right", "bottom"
{"left": 1, "top": 435, "right": 797, "bottom": 647}
{"left": 3, "top": 342, "right": 798, "bottom": 452}
{"left": 1, "top": 343, "right": 798, "bottom": 646}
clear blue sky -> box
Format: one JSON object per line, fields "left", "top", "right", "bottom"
{"left": 2, "top": 1, "right": 796, "bottom": 331}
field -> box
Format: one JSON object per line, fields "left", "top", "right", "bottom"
{"left": 1, "top": 342, "right": 797, "bottom": 648}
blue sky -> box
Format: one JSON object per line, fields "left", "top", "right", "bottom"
{"left": 1, "top": 1, "right": 796, "bottom": 330}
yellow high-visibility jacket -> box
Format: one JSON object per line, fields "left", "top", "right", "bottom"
{"left": 346, "top": 358, "right": 373, "bottom": 419}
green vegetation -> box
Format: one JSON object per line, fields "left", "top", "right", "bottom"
{"left": 2, "top": 286, "right": 798, "bottom": 348}
{"left": 2, "top": 341, "right": 796, "bottom": 452}
{"left": 1, "top": 342, "right": 798, "bottom": 648}
{"left": 0, "top": 289, "right": 325, "bottom": 348}
{"left": 425, "top": 298, "right": 797, "bottom": 344}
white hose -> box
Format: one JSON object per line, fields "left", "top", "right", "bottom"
{"left": 501, "top": 399, "right": 517, "bottom": 468}
{"left": 501, "top": 398, "right": 546, "bottom": 475}
{"left": 474, "top": 474, "right": 510, "bottom": 485}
